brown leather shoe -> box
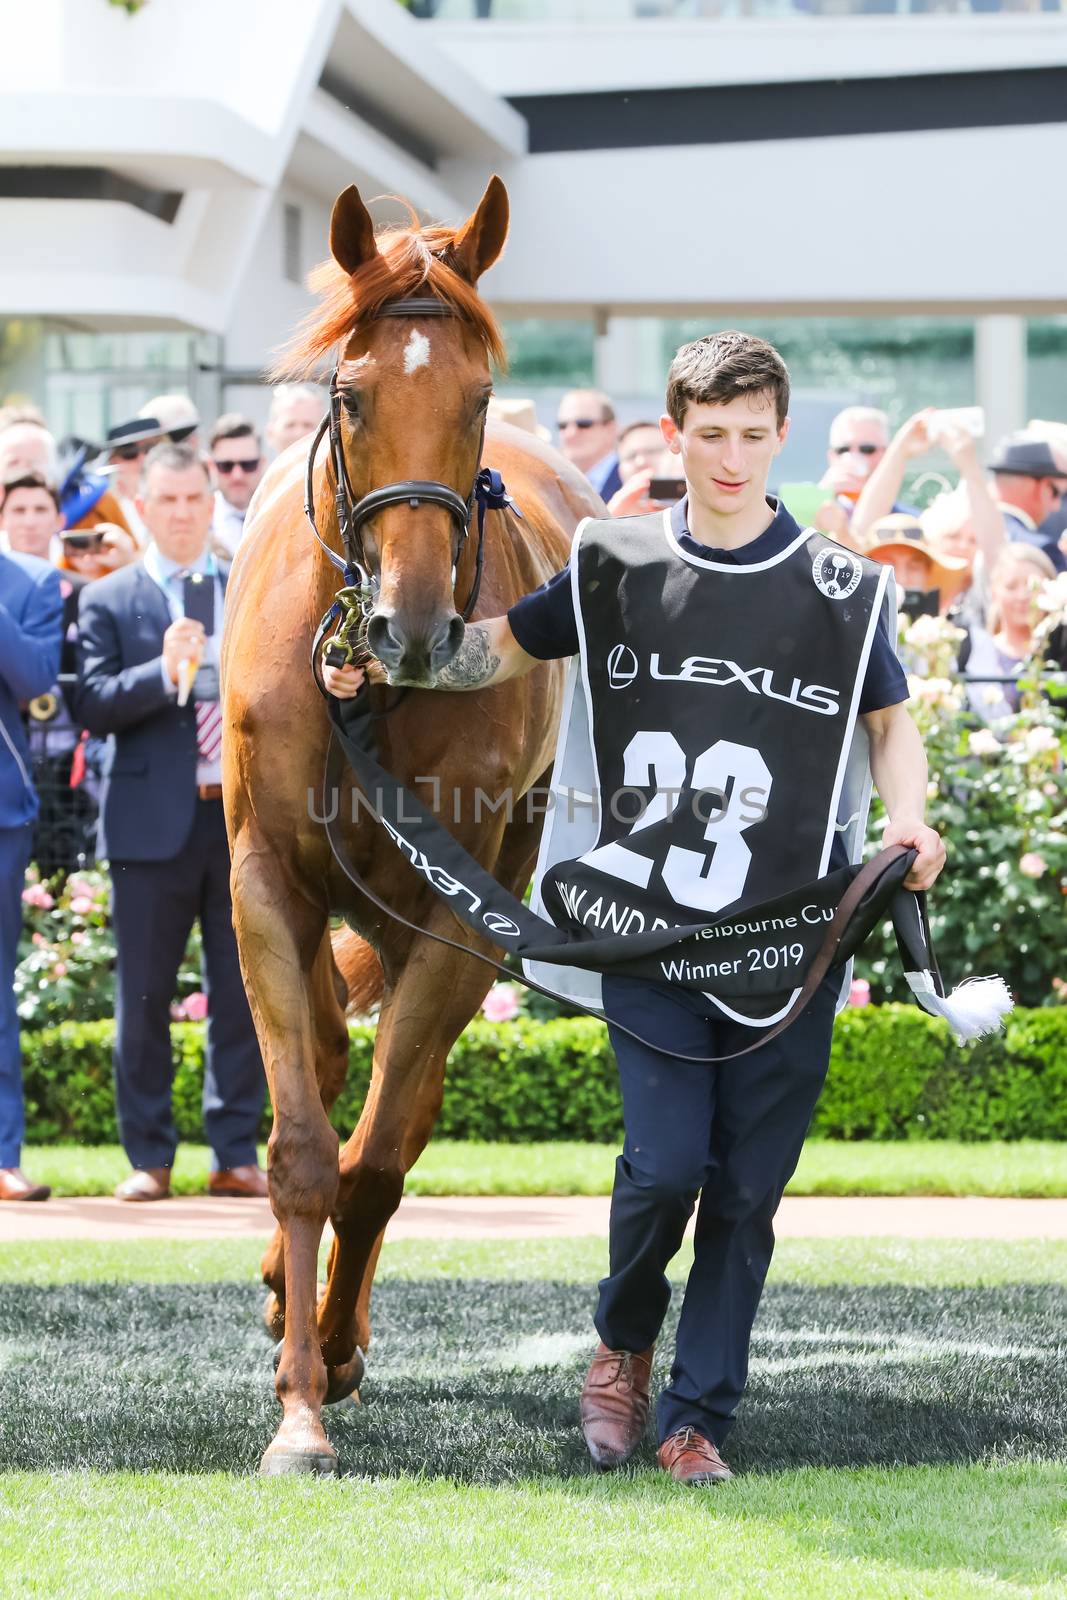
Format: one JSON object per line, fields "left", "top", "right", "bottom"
{"left": 114, "top": 1167, "right": 171, "bottom": 1203}
{"left": 208, "top": 1163, "right": 268, "bottom": 1198}
{"left": 579, "top": 1341, "right": 654, "bottom": 1469}
{"left": 658, "top": 1427, "right": 733, "bottom": 1485}
{"left": 0, "top": 1166, "right": 50, "bottom": 1202}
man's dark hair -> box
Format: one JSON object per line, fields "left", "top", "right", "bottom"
{"left": 665, "top": 331, "right": 790, "bottom": 430}
{"left": 0, "top": 470, "right": 59, "bottom": 511}
{"left": 618, "top": 420, "right": 660, "bottom": 445}
{"left": 209, "top": 413, "right": 260, "bottom": 452}
{"left": 143, "top": 440, "right": 212, "bottom": 487}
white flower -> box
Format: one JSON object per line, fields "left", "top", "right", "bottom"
{"left": 967, "top": 728, "right": 1002, "bottom": 757}
{"left": 1019, "top": 852, "right": 1048, "bottom": 879}
{"left": 1036, "top": 572, "right": 1067, "bottom": 618}
{"left": 1024, "top": 726, "right": 1059, "bottom": 756}
{"left": 983, "top": 687, "right": 1004, "bottom": 707}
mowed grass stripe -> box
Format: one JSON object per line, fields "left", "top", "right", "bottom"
{"left": 0, "top": 1279, "right": 1062, "bottom": 1478}
{"left": 1, "top": 1465, "right": 1064, "bottom": 1600}
{"left": 3, "top": 1235, "right": 1067, "bottom": 1287}
{"left": 21, "top": 1138, "right": 1067, "bottom": 1198}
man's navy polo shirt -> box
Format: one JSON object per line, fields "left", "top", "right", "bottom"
{"left": 508, "top": 496, "right": 908, "bottom": 715}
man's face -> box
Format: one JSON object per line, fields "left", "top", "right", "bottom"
{"left": 1, "top": 487, "right": 62, "bottom": 559}
{"left": 268, "top": 397, "right": 322, "bottom": 456}
{"left": 617, "top": 425, "right": 666, "bottom": 485}
{"left": 826, "top": 419, "right": 888, "bottom": 497}
{"left": 137, "top": 463, "right": 214, "bottom": 564}
{"left": 212, "top": 435, "right": 264, "bottom": 512}
{"left": 109, "top": 440, "right": 156, "bottom": 499}
{"left": 0, "top": 425, "right": 55, "bottom": 481}
{"left": 556, "top": 391, "right": 617, "bottom": 474}
{"left": 661, "top": 391, "right": 788, "bottom": 520}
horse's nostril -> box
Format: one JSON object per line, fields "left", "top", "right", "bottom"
{"left": 366, "top": 612, "right": 400, "bottom": 665}
{"left": 429, "top": 613, "right": 465, "bottom": 674}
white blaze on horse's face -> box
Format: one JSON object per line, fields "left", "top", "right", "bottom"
{"left": 403, "top": 329, "right": 431, "bottom": 375}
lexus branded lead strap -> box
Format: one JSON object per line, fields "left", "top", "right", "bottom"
{"left": 321, "top": 507, "right": 1013, "bottom": 1057}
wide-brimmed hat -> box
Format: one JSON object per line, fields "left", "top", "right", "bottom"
{"left": 987, "top": 433, "right": 1067, "bottom": 479}
{"left": 138, "top": 394, "right": 199, "bottom": 442}
{"left": 867, "top": 513, "right": 970, "bottom": 594}
{"left": 105, "top": 417, "right": 162, "bottom": 452}
{"left": 487, "top": 396, "right": 552, "bottom": 443}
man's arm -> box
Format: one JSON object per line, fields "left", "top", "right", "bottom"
{"left": 0, "top": 563, "right": 63, "bottom": 701}
{"left": 73, "top": 588, "right": 182, "bottom": 734}
{"left": 851, "top": 410, "right": 934, "bottom": 545}
{"left": 863, "top": 699, "right": 946, "bottom": 890}
{"left": 322, "top": 613, "right": 538, "bottom": 698}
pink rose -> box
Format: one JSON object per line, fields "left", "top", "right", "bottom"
{"left": 52, "top": 962, "right": 67, "bottom": 978}
{"left": 31, "top": 932, "right": 45, "bottom": 947}
{"left": 481, "top": 983, "right": 520, "bottom": 1022}
{"left": 70, "top": 931, "right": 85, "bottom": 946}
{"left": 22, "top": 884, "right": 53, "bottom": 909}
{"left": 1019, "top": 852, "right": 1048, "bottom": 880}
{"left": 66, "top": 878, "right": 96, "bottom": 901}
{"left": 848, "top": 979, "right": 871, "bottom": 1008}
{"left": 69, "top": 896, "right": 93, "bottom": 915}
{"left": 181, "top": 991, "right": 209, "bottom": 1021}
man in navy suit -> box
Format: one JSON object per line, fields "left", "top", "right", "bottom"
{"left": 0, "top": 535, "right": 63, "bottom": 1202}
{"left": 75, "top": 442, "right": 267, "bottom": 1202}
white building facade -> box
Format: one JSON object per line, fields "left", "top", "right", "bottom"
{"left": 1, "top": 0, "right": 1065, "bottom": 473}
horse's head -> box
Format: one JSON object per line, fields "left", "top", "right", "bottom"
{"left": 282, "top": 178, "right": 509, "bottom": 685}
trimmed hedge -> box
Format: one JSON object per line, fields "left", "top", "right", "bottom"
{"left": 20, "top": 1005, "right": 1067, "bottom": 1146}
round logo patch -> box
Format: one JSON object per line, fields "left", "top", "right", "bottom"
{"left": 812, "top": 548, "right": 862, "bottom": 600}
{"left": 606, "top": 643, "right": 639, "bottom": 689}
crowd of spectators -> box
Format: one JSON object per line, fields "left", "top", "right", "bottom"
{"left": 1, "top": 372, "right": 1064, "bottom": 1204}
{"left": 0, "top": 384, "right": 323, "bottom": 1204}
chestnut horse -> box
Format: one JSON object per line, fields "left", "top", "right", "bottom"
{"left": 222, "top": 177, "right": 602, "bottom": 1474}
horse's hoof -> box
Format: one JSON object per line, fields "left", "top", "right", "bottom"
{"left": 263, "top": 1291, "right": 285, "bottom": 1343}
{"left": 259, "top": 1444, "right": 339, "bottom": 1478}
{"left": 324, "top": 1346, "right": 365, "bottom": 1406}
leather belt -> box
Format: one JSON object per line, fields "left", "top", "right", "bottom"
{"left": 197, "top": 783, "right": 223, "bottom": 801}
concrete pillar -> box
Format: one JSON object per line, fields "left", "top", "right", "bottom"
{"left": 975, "top": 314, "right": 1027, "bottom": 448}
{"left": 593, "top": 315, "right": 664, "bottom": 411}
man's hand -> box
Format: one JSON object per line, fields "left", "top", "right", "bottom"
{"left": 892, "top": 409, "right": 937, "bottom": 460}
{"left": 882, "top": 817, "right": 946, "bottom": 890}
{"left": 606, "top": 469, "right": 672, "bottom": 519}
{"left": 931, "top": 420, "right": 979, "bottom": 472}
{"left": 162, "top": 618, "right": 206, "bottom": 686}
{"left": 322, "top": 660, "right": 365, "bottom": 699}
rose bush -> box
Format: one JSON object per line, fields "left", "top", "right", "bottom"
{"left": 14, "top": 865, "right": 203, "bottom": 1029}
{"left": 855, "top": 603, "right": 1067, "bottom": 1009}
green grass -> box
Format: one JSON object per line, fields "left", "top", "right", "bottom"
{"left": 0, "top": 1237, "right": 1063, "bottom": 1597}
{"left": 3, "top": 1234, "right": 1067, "bottom": 1288}
{"left": 22, "top": 1137, "right": 1067, "bottom": 1197}
{"left": 1, "top": 1466, "right": 1063, "bottom": 1599}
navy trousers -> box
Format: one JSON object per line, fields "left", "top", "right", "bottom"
{"left": 110, "top": 798, "right": 265, "bottom": 1172}
{"left": 0, "top": 824, "right": 33, "bottom": 1167}
{"left": 597, "top": 972, "right": 838, "bottom": 1448}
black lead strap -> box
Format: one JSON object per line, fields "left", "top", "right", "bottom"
{"left": 323, "top": 697, "right": 918, "bottom": 1063}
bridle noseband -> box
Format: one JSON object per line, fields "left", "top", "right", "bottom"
{"left": 305, "top": 296, "right": 517, "bottom": 680}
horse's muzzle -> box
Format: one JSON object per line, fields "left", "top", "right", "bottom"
{"left": 366, "top": 608, "right": 465, "bottom": 684}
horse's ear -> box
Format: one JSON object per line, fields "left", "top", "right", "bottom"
{"left": 330, "top": 185, "right": 379, "bottom": 277}
{"left": 449, "top": 175, "right": 509, "bottom": 284}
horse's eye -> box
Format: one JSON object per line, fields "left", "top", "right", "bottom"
{"left": 342, "top": 393, "right": 360, "bottom": 419}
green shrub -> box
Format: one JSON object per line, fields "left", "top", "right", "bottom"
{"left": 19, "top": 1006, "right": 1067, "bottom": 1147}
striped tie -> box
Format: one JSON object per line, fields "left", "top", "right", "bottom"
{"left": 195, "top": 701, "right": 223, "bottom": 764}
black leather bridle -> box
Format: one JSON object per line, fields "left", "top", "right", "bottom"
{"left": 304, "top": 296, "right": 514, "bottom": 675}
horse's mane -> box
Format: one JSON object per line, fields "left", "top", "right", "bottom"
{"left": 272, "top": 223, "right": 506, "bottom": 380}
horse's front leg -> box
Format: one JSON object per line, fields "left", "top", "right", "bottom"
{"left": 315, "top": 917, "right": 495, "bottom": 1386}
{"left": 230, "top": 831, "right": 340, "bottom": 1475}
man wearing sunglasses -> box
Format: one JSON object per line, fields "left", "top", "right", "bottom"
{"left": 557, "top": 389, "right": 622, "bottom": 502}
{"left": 209, "top": 415, "right": 265, "bottom": 557}
{"left": 820, "top": 406, "right": 891, "bottom": 511}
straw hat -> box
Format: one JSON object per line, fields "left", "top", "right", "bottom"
{"left": 487, "top": 396, "right": 551, "bottom": 443}
{"left": 866, "top": 512, "right": 971, "bottom": 595}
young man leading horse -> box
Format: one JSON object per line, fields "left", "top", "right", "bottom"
{"left": 325, "top": 330, "right": 946, "bottom": 1485}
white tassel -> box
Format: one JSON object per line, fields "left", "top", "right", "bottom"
{"left": 906, "top": 971, "right": 1014, "bottom": 1043}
